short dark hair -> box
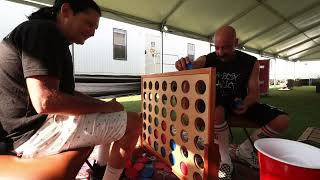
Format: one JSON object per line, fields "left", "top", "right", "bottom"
{"left": 28, "top": 0, "right": 101, "bottom": 21}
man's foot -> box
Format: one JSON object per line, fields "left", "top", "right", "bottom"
{"left": 235, "top": 147, "right": 259, "bottom": 169}
{"left": 87, "top": 162, "right": 106, "bottom": 180}
{"left": 218, "top": 163, "right": 233, "bottom": 180}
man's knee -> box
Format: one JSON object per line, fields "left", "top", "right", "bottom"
{"left": 269, "top": 114, "right": 289, "bottom": 132}
{"left": 215, "top": 106, "right": 226, "bottom": 124}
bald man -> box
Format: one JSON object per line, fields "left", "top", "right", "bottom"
{"left": 175, "top": 26, "right": 289, "bottom": 180}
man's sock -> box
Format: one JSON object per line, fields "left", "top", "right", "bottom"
{"left": 97, "top": 143, "right": 111, "bottom": 166}
{"left": 102, "top": 166, "right": 123, "bottom": 180}
{"left": 214, "top": 121, "right": 232, "bottom": 168}
{"left": 239, "top": 125, "right": 280, "bottom": 154}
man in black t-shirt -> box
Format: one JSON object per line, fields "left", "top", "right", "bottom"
{"left": 176, "top": 26, "right": 289, "bottom": 179}
{"left": 0, "top": 1, "right": 141, "bottom": 179}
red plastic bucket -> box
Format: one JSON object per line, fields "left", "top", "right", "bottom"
{"left": 254, "top": 138, "right": 320, "bottom": 180}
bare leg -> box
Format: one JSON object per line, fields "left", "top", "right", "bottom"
{"left": 96, "top": 144, "right": 111, "bottom": 166}
{"left": 103, "top": 112, "right": 142, "bottom": 180}
{"left": 266, "top": 114, "right": 289, "bottom": 133}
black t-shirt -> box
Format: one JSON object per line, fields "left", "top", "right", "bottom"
{"left": 0, "top": 20, "right": 74, "bottom": 149}
{"left": 205, "top": 50, "right": 257, "bottom": 101}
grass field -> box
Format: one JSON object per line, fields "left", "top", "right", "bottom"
{"left": 106, "top": 86, "right": 320, "bottom": 143}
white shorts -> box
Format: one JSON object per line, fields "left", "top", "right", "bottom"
{"left": 15, "top": 111, "right": 127, "bottom": 158}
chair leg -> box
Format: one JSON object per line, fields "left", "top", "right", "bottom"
{"left": 243, "top": 128, "right": 256, "bottom": 152}
{"left": 229, "top": 127, "right": 234, "bottom": 143}
{"left": 86, "top": 160, "right": 94, "bottom": 170}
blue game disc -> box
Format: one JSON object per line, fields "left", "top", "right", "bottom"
{"left": 140, "top": 166, "right": 154, "bottom": 178}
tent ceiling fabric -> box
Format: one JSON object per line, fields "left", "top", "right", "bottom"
{"left": 13, "top": 0, "right": 320, "bottom": 61}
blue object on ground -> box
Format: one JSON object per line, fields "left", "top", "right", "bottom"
{"left": 140, "top": 165, "right": 154, "bottom": 178}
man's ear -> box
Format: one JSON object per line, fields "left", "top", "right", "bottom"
{"left": 60, "top": 3, "right": 73, "bottom": 18}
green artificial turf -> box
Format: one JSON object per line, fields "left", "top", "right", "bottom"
{"left": 105, "top": 86, "right": 320, "bottom": 143}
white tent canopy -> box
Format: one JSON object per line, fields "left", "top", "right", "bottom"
{"left": 8, "top": 0, "right": 320, "bottom": 61}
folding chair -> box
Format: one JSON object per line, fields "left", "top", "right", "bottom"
{"left": 227, "top": 115, "right": 261, "bottom": 150}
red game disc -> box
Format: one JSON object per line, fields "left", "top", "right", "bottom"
{"left": 125, "top": 160, "right": 132, "bottom": 169}
{"left": 137, "top": 157, "right": 149, "bottom": 163}
{"left": 133, "top": 162, "right": 145, "bottom": 171}
{"left": 180, "top": 162, "right": 188, "bottom": 175}
{"left": 125, "top": 167, "right": 139, "bottom": 178}
{"left": 154, "top": 162, "right": 167, "bottom": 169}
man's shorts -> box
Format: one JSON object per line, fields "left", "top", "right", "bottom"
{"left": 232, "top": 103, "right": 288, "bottom": 126}
{"left": 216, "top": 96, "right": 288, "bottom": 126}
{"left": 15, "top": 111, "right": 127, "bottom": 158}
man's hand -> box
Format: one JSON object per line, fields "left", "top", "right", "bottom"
{"left": 175, "top": 56, "right": 192, "bottom": 71}
{"left": 232, "top": 98, "right": 248, "bottom": 115}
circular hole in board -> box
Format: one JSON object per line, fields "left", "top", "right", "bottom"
{"left": 148, "top": 136, "right": 151, "bottom": 145}
{"left": 181, "top": 97, "right": 189, "bottom": 110}
{"left": 154, "top": 141, "right": 159, "bottom": 151}
{"left": 170, "top": 95, "right": 177, "bottom": 107}
{"left": 170, "top": 110, "right": 177, "bottom": 121}
{"left": 194, "top": 154, "right": 204, "bottom": 169}
{"left": 143, "top": 81, "right": 147, "bottom": 89}
{"left": 154, "top": 129, "right": 159, "bottom": 139}
{"left": 148, "top": 114, "right": 152, "bottom": 123}
{"left": 148, "top": 125, "right": 152, "bottom": 134}
{"left": 161, "top": 120, "right": 167, "bottom": 131}
{"left": 180, "top": 145, "right": 188, "bottom": 158}
{"left": 195, "top": 99, "right": 206, "bottom": 113}
{"left": 162, "top": 107, "right": 167, "bottom": 118}
{"left": 143, "top": 112, "right": 146, "bottom": 120}
{"left": 162, "top": 94, "right": 167, "bottom": 105}
{"left": 143, "top": 133, "right": 146, "bottom": 140}
{"left": 161, "top": 146, "right": 166, "bottom": 158}
{"left": 181, "top": 113, "right": 189, "bottom": 126}
{"left": 155, "top": 81, "right": 159, "bottom": 90}
{"left": 154, "top": 117, "right": 159, "bottom": 127}
{"left": 195, "top": 118, "right": 205, "bottom": 132}
{"left": 161, "top": 133, "right": 167, "bottom": 144}
{"left": 194, "top": 136, "right": 205, "bottom": 151}
{"left": 182, "top": 80, "right": 190, "bottom": 93}
{"left": 155, "top": 93, "right": 160, "bottom": 102}
{"left": 143, "top": 102, "right": 147, "bottom": 110}
{"left": 195, "top": 80, "right": 206, "bottom": 94}
{"left": 154, "top": 105, "right": 159, "bottom": 115}
{"left": 181, "top": 130, "right": 189, "bottom": 143}
{"left": 170, "top": 139, "right": 176, "bottom": 150}
{"left": 170, "top": 125, "right": 177, "bottom": 136}
{"left": 171, "top": 81, "right": 177, "bottom": 92}
{"left": 162, "top": 81, "right": 167, "bottom": 91}
{"left": 193, "top": 172, "right": 203, "bottom": 180}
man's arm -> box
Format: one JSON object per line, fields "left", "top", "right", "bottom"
{"left": 175, "top": 55, "right": 207, "bottom": 71}
{"left": 233, "top": 61, "right": 260, "bottom": 115}
{"left": 26, "top": 76, "right": 124, "bottom": 116}
{"left": 244, "top": 61, "right": 260, "bottom": 106}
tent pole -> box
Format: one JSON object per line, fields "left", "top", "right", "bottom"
{"left": 161, "top": 30, "right": 164, "bottom": 73}
{"left": 274, "top": 58, "right": 277, "bottom": 88}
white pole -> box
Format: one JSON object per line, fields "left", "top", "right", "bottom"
{"left": 293, "top": 61, "right": 296, "bottom": 80}
{"left": 274, "top": 58, "right": 277, "bottom": 88}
